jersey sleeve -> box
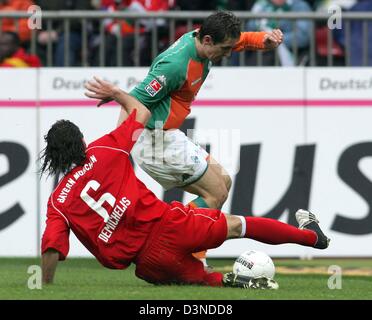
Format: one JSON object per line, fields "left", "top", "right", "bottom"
{"left": 107, "top": 109, "right": 145, "bottom": 153}
{"left": 88, "top": 110, "right": 144, "bottom": 153}
{"left": 41, "top": 199, "right": 70, "bottom": 261}
{"left": 129, "top": 59, "right": 184, "bottom": 109}
{"left": 233, "top": 31, "right": 267, "bottom": 52}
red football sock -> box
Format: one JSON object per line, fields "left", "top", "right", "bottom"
{"left": 244, "top": 216, "right": 317, "bottom": 247}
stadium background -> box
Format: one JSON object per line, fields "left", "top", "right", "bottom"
{"left": 0, "top": 0, "right": 372, "bottom": 301}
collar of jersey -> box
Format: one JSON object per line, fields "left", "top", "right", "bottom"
{"left": 190, "top": 31, "right": 208, "bottom": 63}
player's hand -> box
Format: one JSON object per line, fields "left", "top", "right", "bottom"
{"left": 84, "top": 76, "right": 119, "bottom": 107}
{"left": 263, "top": 29, "right": 283, "bottom": 50}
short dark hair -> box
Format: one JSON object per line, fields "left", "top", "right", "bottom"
{"left": 198, "top": 11, "right": 241, "bottom": 44}
{"left": 39, "top": 120, "right": 86, "bottom": 177}
{"left": 0, "top": 32, "right": 20, "bottom": 61}
{"left": 0, "top": 31, "right": 20, "bottom": 46}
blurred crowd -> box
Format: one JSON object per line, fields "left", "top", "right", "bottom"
{"left": 0, "top": 0, "right": 371, "bottom": 67}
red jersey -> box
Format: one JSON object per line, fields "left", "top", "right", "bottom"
{"left": 41, "top": 111, "right": 170, "bottom": 269}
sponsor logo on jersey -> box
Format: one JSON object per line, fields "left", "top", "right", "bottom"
{"left": 157, "top": 75, "right": 167, "bottom": 86}
{"left": 145, "top": 79, "right": 163, "bottom": 97}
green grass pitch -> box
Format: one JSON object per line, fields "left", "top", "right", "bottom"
{"left": 0, "top": 258, "right": 371, "bottom": 300}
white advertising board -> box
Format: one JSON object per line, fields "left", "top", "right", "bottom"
{"left": 1, "top": 67, "right": 371, "bottom": 258}
{"left": 0, "top": 69, "right": 38, "bottom": 256}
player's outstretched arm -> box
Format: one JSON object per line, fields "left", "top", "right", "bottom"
{"left": 234, "top": 29, "right": 283, "bottom": 51}
{"left": 85, "top": 76, "right": 151, "bottom": 126}
{"left": 42, "top": 248, "right": 59, "bottom": 284}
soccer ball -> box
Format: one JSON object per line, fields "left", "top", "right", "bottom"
{"left": 233, "top": 250, "right": 275, "bottom": 279}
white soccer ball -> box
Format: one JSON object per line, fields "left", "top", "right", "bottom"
{"left": 233, "top": 250, "right": 275, "bottom": 279}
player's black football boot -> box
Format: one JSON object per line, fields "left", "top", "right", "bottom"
{"left": 295, "top": 209, "right": 331, "bottom": 249}
{"left": 222, "top": 272, "right": 279, "bottom": 290}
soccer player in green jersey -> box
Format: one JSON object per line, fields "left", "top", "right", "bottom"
{"left": 99, "top": 11, "right": 283, "bottom": 266}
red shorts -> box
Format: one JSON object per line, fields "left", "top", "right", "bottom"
{"left": 135, "top": 202, "right": 227, "bottom": 286}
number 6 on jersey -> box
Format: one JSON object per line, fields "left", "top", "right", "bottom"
{"left": 80, "top": 180, "right": 116, "bottom": 222}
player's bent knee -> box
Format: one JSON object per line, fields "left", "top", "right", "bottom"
{"left": 202, "top": 184, "right": 228, "bottom": 209}
{"left": 219, "top": 184, "right": 229, "bottom": 206}
{"left": 223, "top": 174, "right": 232, "bottom": 191}
{"left": 209, "top": 189, "right": 228, "bottom": 209}
{"left": 204, "top": 196, "right": 221, "bottom": 210}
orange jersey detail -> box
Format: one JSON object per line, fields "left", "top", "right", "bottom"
{"left": 164, "top": 59, "right": 205, "bottom": 129}
{"left": 233, "top": 31, "right": 267, "bottom": 52}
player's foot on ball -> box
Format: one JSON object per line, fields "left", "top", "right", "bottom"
{"left": 222, "top": 272, "right": 279, "bottom": 290}
{"left": 296, "top": 209, "right": 330, "bottom": 249}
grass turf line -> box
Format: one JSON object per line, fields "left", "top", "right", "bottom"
{"left": 0, "top": 258, "right": 371, "bottom": 300}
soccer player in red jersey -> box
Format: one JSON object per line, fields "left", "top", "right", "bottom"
{"left": 41, "top": 77, "right": 330, "bottom": 289}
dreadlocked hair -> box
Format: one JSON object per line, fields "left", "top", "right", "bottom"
{"left": 198, "top": 11, "right": 241, "bottom": 44}
{"left": 39, "top": 120, "right": 86, "bottom": 177}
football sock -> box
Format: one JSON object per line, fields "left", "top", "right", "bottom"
{"left": 189, "top": 197, "right": 210, "bottom": 261}
{"left": 241, "top": 216, "right": 317, "bottom": 247}
{"left": 204, "top": 272, "right": 224, "bottom": 287}
{"left": 193, "top": 251, "right": 207, "bottom": 260}
{"left": 189, "top": 197, "right": 210, "bottom": 209}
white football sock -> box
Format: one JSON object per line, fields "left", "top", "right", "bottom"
{"left": 237, "top": 216, "right": 247, "bottom": 238}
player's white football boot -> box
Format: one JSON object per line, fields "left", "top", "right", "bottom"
{"left": 295, "top": 209, "right": 330, "bottom": 249}
{"left": 223, "top": 272, "right": 279, "bottom": 290}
